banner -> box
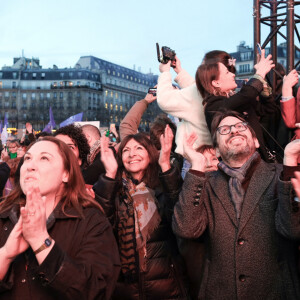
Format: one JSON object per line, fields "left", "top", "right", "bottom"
{"left": 60, "top": 112, "right": 83, "bottom": 128}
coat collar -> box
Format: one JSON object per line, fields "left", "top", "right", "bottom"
{"left": 209, "top": 171, "right": 239, "bottom": 228}
{"left": 211, "top": 158, "right": 274, "bottom": 229}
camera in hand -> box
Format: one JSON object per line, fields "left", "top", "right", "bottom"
{"left": 148, "top": 87, "right": 157, "bottom": 96}
{"left": 156, "top": 43, "right": 176, "bottom": 67}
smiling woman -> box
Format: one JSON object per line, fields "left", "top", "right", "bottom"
{"left": 196, "top": 49, "right": 276, "bottom": 162}
{"left": 93, "top": 131, "right": 188, "bottom": 299}
{"left": 0, "top": 137, "right": 120, "bottom": 300}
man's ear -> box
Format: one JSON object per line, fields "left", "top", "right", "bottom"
{"left": 62, "top": 172, "right": 69, "bottom": 183}
{"left": 212, "top": 80, "right": 219, "bottom": 88}
{"left": 254, "top": 138, "right": 260, "bottom": 149}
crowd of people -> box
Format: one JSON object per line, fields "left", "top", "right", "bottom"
{"left": 0, "top": 48, "right": 300, "bottom": 299}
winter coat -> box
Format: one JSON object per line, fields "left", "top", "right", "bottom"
{"left": 157, "top": 70, "right": 213, "bottom": 156}
{"left": 173, "top": 159, "right": 300, "bottom": 300}
{"left": 93, "top": 166, "right": 188, "bottom": 300}
{"left": 0, "top": 203, "right": 120, "bottom": 300}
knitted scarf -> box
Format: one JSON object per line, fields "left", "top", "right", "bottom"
{"left": 118, "top": 172, "right": 161, "bottom": 277}
{"left": 218, "top": 151, "right": 260, "bottom": 220}
{"left": 87, "top": 140, "right": 101, "bottom": 165}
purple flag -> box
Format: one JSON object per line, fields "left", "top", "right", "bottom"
{"left": 42, "top": 107, "right": 56, "bottom": 133}
{"left": 0, "top": 121, "right": 2, "bottom": 134}
{"left": 49, "top": 107, "right": 56, "bottom": 128}
{"left": 59, "top": 112, "right": 83, "bottom": 128}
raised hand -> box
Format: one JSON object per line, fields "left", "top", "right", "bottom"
{"left": 25, "top": 122, "right": 33, "bottom": 134}
{"left": 183, "top": 132, "right": 206, "bottom": 172}
{"left": 159, "top": 61, "right": 171, "bottom": 73}
{"left": 2, "top": 215, "right": 29, "bottom": 260}
{"left": 144, "top": 93, "right": 157, "bottom": 104}
{"left": 283, "top": 139, "right": 300, "bottom": 166}
{"left": 282, "top": 69, "right": 299, "bottom": 97}
{"left": 158, "top": 125, "right": 174, "bottom": 172}
{"left": 1, "top": 147, "right": 9, "bottom": 160}
{"left": 254, "top": 49, "right": 275, "bottom": 79}
{"left": 173, "top": 55, "right": 182, "bottom": 74}
{"left": 20, "top": 184, "right": 49, "bottom": 250}
{"left": 100, "top": 136, "right": 118, "bottom": 179}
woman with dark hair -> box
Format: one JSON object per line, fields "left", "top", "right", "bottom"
{"left": 0, "top": 136, "right": 120, "bottom": 300}
{"left": 196, "top": 49, "right": 275, "bottom": 161}
{"left": 93, "top": 128, "right": 188, "bottom": 299}
{"left": 157, "top": 51, "right": 235, "bottom": 157}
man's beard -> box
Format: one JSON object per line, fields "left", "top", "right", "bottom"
{"left": 219, "top": 135, "right": 256, "bottom": 164}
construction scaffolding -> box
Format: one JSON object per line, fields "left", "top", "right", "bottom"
{"left": 253, "top": 0, "right": 300, "bottom": 89}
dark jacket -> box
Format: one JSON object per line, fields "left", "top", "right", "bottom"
{"left": 0, "top": 163, "right": 10, "bottom": 198}
{"left": 204, "top": 78, "right": 270, "bottom": 161}
{"left": 173, "top": 160, "right": 300, "bottom": 300}
{"left": 93, "top": 166, "right": 188, "bottom": 300}
{"left": 82, "top": 152, "right": 106, "bottom": 185}
{"left": 0, "top": 204, "right": 120, "bottom": 300}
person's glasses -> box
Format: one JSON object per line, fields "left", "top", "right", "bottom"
{"left": 216, "top": 122, "right": 248, "bottom": 135}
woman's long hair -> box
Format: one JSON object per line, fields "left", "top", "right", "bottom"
{"left": 117, "top": 133, "right": 160, "bottom": 189}
{"left": 0, "top": 136, "right": 102, "bottom": 216}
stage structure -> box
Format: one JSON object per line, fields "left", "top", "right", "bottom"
{"left": 253, "top": 0, "right": 300, "bottom": 89}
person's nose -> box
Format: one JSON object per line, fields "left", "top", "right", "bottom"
{"left": 128, "top": 149, "right": 135, "bottom": 157}
{"left": 230, "top": 125, "right": 239, "bottom": 134}
{"left": 206, "top": 158, "right": 212, "bottom": 168}
{"left": 26, "top": 158, "right": 37, "bottom": 171}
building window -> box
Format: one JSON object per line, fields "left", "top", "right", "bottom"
{"left": 107, "top": 69, "right": 111, "bottom": 74}
{"left": 53, "top": 92, "right": 57, "bottom": 99}
{"left": 60, "top": 92, "right": 63, "bottom": 99}
{"left": 110, "top": 91, "right": 113, "bottom": 97}
{"left": 115, "top": 104, "right": 118, "bottom": 111}
{"left": 41, "top": 73, "right": 45, "bottom": 78}
{"left": 105, "top": 103, "right": 108, "bottom": 109}
{"left": 12, "top": 92, "right": 16, "bottom": 98}
{"left": 239, "top": 64, "right": 250, "bottom": 74}
{"left": 46, "top": 93, "right": 50, "bottom": 99}
{"left": 120, "top": 105, "right": 123, "bottom": 112}
{"left": 77, "top": 81, "right": 81, "bottom": 86}
{"left": 12, "top": 82, "right": 17, "bottom": 89}
{"left": 13, "top": 72, "right": 17, "bottom": 79}
{"left": 32, "top": 73, "right": 37, "bottom": 79}
{"left": 105, "top": 90, "right": 108, "bottom": 97}
{"left": 22, "top": 93, "right": 27, "bottom": 100}
{"left": 110, "top": 103, "right": 113, "bottom": 110}
{"left": 31, "top": 93, "right": 36, "bottom": 100}
{"left": 53, "top": 82, "right": 57, "bottom": 87}
{"left": 40, "top": 93, "right": 44, "bottom": 100}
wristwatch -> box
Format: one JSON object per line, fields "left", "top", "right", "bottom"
{"left": 34, "top": 237, "right": 53, "bottom": 255}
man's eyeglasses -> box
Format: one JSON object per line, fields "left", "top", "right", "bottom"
{"left": 216, "top": 122, "right": 248, "bottom": 135}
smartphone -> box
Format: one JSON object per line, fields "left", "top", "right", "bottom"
{"left": 256, "top": 43, "right": 262, "bottom": 55}
{"left": 110, "top": 124, "right": 116, "bottom": 131}
{"left": 148, "top": 87, "right": 157, "bottom": 96}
